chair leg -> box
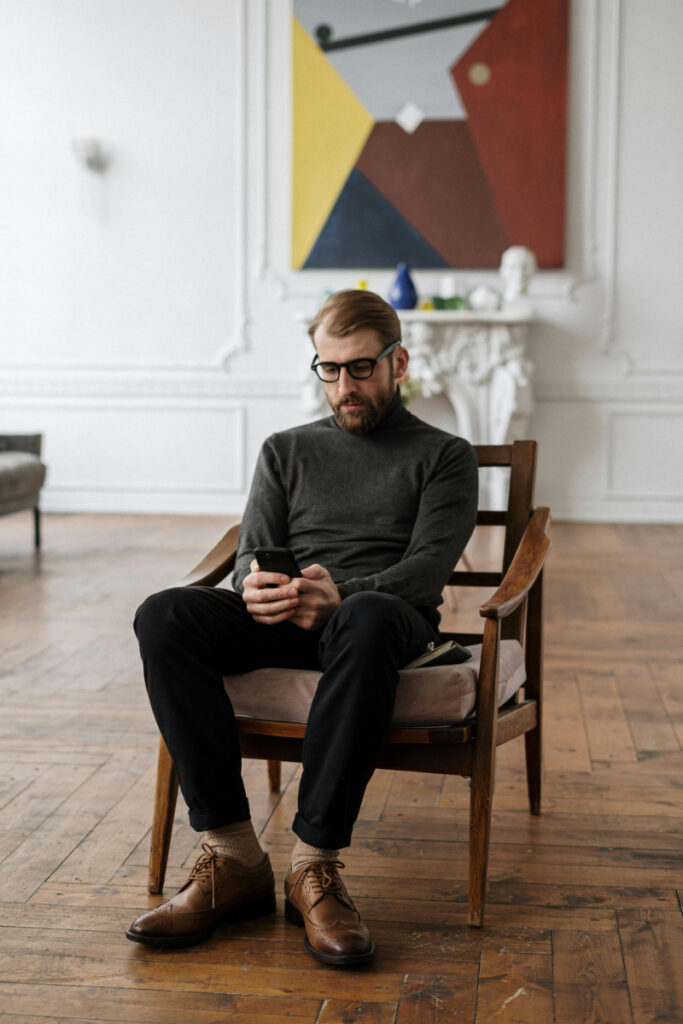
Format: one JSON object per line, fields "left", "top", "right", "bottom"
{"left": 267, "top": 759, "right": 281, "bottom": 794}
{"left": 33, "top": 506, "right": 41, "bottom": 549}
{"left": 148, "top": 736, "right": 179, "bottom": 894}
{"left": 467, "top": 617, "right": 500, "bottom": 927}
{"left": 468, "top": 753, "right": 495, "bottom": 927}
{"left": 525, "top": 727, "right": 542, "bottom": 815}
{"left": 524, "top": 570, "right": 543, "bottom": 816}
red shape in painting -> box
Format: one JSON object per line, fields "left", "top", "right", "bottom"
{"left": 356, "top": 120, "right": 508, "bottom": 268}
{"left": 452, "top": 0, "right": 568, "bottom": 267}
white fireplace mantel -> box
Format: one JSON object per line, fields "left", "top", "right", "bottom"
{"left": 397, "top": 306, "right": 535, "bottom": 448}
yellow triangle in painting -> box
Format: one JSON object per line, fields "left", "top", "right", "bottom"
{"left": 291, "top": 18, "right": 374, "bottom": 269}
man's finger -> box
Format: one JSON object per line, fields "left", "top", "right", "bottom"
{"left": 246, "top": 594, "right": 297, "bottom": 614}
{"left": 301, "top": 563, "right": 328, "bottom": 580}
{"left": 252, "top": 609, "right": 296, "bottom": 625}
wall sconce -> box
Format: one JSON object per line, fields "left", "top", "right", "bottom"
{"left": 71, "top": 137, "right": 111, "bottom": 174}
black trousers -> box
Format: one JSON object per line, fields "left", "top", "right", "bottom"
{"left": 134, "top": 587, "right": 439, "bottom": 849}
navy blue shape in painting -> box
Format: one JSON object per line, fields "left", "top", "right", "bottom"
{"left": 304, "top": 168, "right": 447, "bottom": 269}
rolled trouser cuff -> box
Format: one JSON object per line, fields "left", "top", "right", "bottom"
{"left": 188, "top": 798, "right": 251, "bottom": 833}
{"left": 292, "top": 811, "right": 351, "bottom": 851}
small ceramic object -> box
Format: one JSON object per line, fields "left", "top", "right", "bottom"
{"left": 388, "top": 262, "right": 418, "bottom": 310}
{"left": 467, "top": 285, "right": 502, "bottom": 311}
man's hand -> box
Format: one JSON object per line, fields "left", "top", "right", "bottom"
{"left": 242, "top": 561, "right": 341, "bottom": 630}
{"left": 289, "top": 564, "right": 341, "bottom": 631}
{"left": 242, "top": 560, "right": 300, "bottom": 625}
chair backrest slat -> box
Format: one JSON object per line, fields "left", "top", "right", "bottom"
{"left": 474, "top": 444, "right": 513, "bottom": 467}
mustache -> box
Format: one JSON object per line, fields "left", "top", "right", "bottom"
{"left": 333, "top": 393, "right": 369, "bottom": 408}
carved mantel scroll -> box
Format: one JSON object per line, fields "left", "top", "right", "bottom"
{"left": 400, "top": 308, "right": 534, "bottom": 509}
{"left": 399, "top": 307, "right": 534, "bottom": 447}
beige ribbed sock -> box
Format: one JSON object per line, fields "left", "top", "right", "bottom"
{"left": 204, "top": 820, "right": 265, "bottom": 867}
{"left": 290, "top": 837, "right": 340, "bottom": 873}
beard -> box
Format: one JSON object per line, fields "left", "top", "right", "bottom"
{"left": 330, "top": 383, "right": 397, "bottom": 436}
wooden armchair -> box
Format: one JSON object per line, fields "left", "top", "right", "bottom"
{"left": 147, "top": 440, "right": 550, "bottom": 926}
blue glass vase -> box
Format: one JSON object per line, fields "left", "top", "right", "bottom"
{"left": 388, "top": 262, "right": 418, "bottom": 310}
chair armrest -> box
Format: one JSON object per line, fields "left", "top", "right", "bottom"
{"left": 180, "top": 523, "right": 241, "bottom": 588}
{"left": 479, "top": 507, "right": 550, "bottom": 620}
{"left": 0, "top": 434, "right": 42, "bottom": 456}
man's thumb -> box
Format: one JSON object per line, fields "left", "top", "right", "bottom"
{"left": 302, "top": 563, "right": 326, "bottom": 579}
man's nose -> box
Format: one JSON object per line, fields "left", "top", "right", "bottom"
{"left": 336, "top": 367, "right": 356, "bottom": 393}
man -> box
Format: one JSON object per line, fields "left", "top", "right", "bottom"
{"left": 127, "top": 289, "right": 478, "bottom": 965}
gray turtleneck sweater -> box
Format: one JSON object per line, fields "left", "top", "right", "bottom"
{"left": 232, "top": 391, "right": 478, "bottom": 626}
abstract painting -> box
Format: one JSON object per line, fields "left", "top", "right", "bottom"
{"left": 292, "top": 0, "right": 568, "bottom": 270}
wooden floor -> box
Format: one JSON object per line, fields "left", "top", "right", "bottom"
{"left": 0, "top": 512, "right": 682, "bottom": 1024}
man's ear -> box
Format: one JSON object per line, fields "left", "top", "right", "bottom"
{"left": 394, "top": 345, "right": 410, "bottom": 384}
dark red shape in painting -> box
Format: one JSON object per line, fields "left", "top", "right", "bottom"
{"left": 452, "top": 0, "right": 568, "bottom": 267}
{"left": 356, "top": 120, "right": 508, "bottom": 268}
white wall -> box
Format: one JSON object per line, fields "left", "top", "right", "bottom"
{"left": 1, "top": 0, "right": 681, "bottom": 520}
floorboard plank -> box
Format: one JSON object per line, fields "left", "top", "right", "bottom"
{"left": 394, "top": 969, "right": 479, "bottom": 1023}
{"left": 474, "top": 951, "right": 553, "bottom": 1023}
{"left": 553, "top": 929, "right": 633, "bottom": 1024}
{"left": 316, "top": 999, "right": 398, "bottom": 1023}
{"left": 618, "top": 910, "right": 683, "bottom": 1024}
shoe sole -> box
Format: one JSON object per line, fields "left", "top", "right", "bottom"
{"left": 284, "top": 897, "right": 375, "bottom": 966}
{"left": 125, "top": 890, "right": 276, "bottom": 948}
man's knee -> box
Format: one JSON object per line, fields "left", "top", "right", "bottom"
{"left": 133, "top": 586, "right": 212, "bottom": 654}
{"left": 134, "top": 587, "right": 181, "bottom": 643}
{"left": 324, "top": 591, "right": 409, "bottom": 646}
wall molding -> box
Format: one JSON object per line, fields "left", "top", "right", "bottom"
{"left": 0, "top": 371, "right": 301, "bottom": 402}
{"left": 598, "top": 0, "right": 623, "bottom": 352}
{"left": 536, "top": 377, "right": 683, "bottom": 402}
{"left": 548, "top": 500, "right": 683, "bottom": 523}
{"left": 220, "top": 0, "right": 251, "bottom": 366}
{"left": 42, "top": 489, "right": 249, "bottom": 516}
{"left": 4, "top": 371, "right": 681, "bottom": 405}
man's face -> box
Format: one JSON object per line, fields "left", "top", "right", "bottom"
{"left": 313, "top": 325, "right": 409, "bottom": 436}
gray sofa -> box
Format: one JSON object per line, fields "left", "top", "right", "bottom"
{"left": 0, "top": 434, "right": 47, "bottom": 548}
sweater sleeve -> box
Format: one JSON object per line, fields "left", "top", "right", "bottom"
{"left": 231, "top": 439, "right": 289, "bottom": 593}
{"left": 336, "top": 437, "right": 478, "bottom": 609}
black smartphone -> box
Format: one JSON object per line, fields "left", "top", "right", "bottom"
{"left": 254, "top": 547, "right": 302, "bottom": 578}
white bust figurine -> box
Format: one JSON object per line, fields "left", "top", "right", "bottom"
{"left": 500, "top": 246, "right": 537, "bottom": 304}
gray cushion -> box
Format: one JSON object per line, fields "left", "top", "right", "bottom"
{"left": 0, "top": 452, "right": 47, "bottom": 508}
{"left": 224, "top": 640, "right": 526, "bottom": 729}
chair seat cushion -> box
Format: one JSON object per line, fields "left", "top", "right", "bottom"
{"left": 0, "top": 452, "right": 46, "bottom": 504}
{"left": 224, "top": 640, "right": 526, "bottom": 729}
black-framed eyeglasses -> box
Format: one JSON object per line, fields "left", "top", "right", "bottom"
{"left": 310, "top": 340, "right": 400, "bottom": 383}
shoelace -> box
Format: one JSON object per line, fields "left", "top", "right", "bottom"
{"left": 298, "top": 860, "right": 353, "bottom": 910}
{"left": 187, "top": 842, "right": 219, "bottom": 908}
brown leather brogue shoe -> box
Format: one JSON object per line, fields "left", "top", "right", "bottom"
{"left": 284, "top": 860, "right": 374, "bottom": 966}
{"left": 126, "top": 843, "right": 275, "bottom": 948}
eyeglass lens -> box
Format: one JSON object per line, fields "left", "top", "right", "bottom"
{"left": 315, "top": 360, "right": 375, "bottom": 382}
